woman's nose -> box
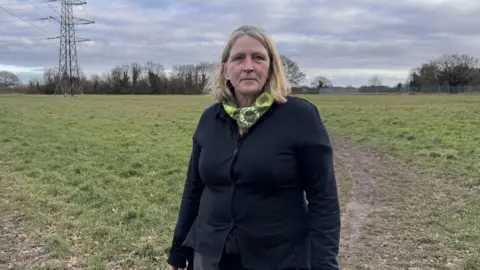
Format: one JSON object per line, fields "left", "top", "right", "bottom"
{"left": 242, "top": 57, "right": 254, "bottom": 71}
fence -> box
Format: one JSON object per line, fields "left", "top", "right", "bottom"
{"left": 294, "top": 85, "right": 480, "bottom": 95}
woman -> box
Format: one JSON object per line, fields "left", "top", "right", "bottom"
{"left": 167, "top": 25, "right": 341, "bottom": 270}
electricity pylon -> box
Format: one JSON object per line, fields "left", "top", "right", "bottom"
{"left": 51, "top": 0, "right": 94, "bottom": 96}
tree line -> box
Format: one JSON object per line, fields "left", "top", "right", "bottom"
{"left": 406, "top": 53, "right": 480, "bottom": 93}
{"left": 1, "top": 53, "right": 479, "bottom": 95}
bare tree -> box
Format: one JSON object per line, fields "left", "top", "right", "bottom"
{"left": 409, "top": 53, "right": 480, "bottom": 92}
{"left": 42, "top": 68, "right": 58, "bottom": 94}
{"left": 197, "top": 62, "right": 216, "bottom": 90}
{"left": 407, "top": 69, "right": 421, "bottom": 91}
{"left": 368, "top": 75, "right": 381, "bottom": 86}
{"left": 91, "top": 74, "right": 101, "bottom": 93}
{"left": 311, "top": 75, "right": 332, "bottom": 91}
{"left": 144, "top": 61, "right": 165, "bottom": 94}
{"left": 416, "top": 62, "right": 440, "bottom": 87}
{"left": 434, "top": 53, "right": 480, "bottom": 88}
{"left": 368, "top": 75, "right": 382, "bottom": 93}
{"left": 121, "top": 64, "right": 130, "bottom": 88}
{"left": 101, "top": 71, "right": 113, "bottom": 89}
{"left": 111, "top": 66, "right": 123, "bottom": 93}
{"left": 131, "top": 62, "right": 142, "bottom": 89}
{"left": 280, "top": 55, "right": 306, "bottom": 86}
{"left": 0, "top": 70, "right": 21, "bottom": 87}
{"left": 170, "top": 64, "right": 192, "bottom": 94}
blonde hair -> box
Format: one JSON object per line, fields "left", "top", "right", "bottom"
{"left": 203, "top": 25, "right": 291, "bottom": 104}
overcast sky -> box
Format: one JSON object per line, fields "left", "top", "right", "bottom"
{"left": 1, "top": 0, "right": 479, "bottom": 87}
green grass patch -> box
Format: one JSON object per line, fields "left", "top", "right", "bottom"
{"left": 0, "top": 93, "right": 478, "bottom": 268}
{"left": 0, "top": 95, "right": 212, "bottom": 268}
{"left": 304, "top": 94, "right": 480, "bottom": 189}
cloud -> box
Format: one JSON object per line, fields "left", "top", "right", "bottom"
{"left": 1, "top": 0, "right": 480, "bottom": 86}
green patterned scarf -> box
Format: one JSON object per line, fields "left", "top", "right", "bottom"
{"left": 223, "top": 92, "right": 275, "bottom": 132}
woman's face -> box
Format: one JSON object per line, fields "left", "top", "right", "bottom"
{"left": 224, "top": 35, "right": 270, "bottom": 97}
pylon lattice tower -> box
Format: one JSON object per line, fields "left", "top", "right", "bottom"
{"left": 55, "top": 0, "right": 94, "bottom": 96}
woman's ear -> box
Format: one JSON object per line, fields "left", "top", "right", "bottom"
{"left": 222, "top": 63, "right": 229, "bottom": 80}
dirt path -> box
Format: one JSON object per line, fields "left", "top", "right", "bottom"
{"left": 332, "top": 136, "right": 478, "bottom": 269}
{"left": 332, "top": 137, "right": 379, "bottom": 256}
{"left": 0, "top": 199, "right": 46, "bottom": 269}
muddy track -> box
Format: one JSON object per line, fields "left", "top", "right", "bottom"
{"left": 332, "top": 137, "right": 380, "bottom": 256}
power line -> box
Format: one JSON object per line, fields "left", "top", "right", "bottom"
{"left": 39, "top": 0, "right": 60, "bottom": 16}
{"left": 0, "top": 36, "right": 57, "bottom": 45}
{"left": 0, "top": 18, "right": 50, "bottom": 23}
{"left": 0, "top": 25, "right": 56, "bottom": 31}
{"left": 0, "top": 6, "right": 50, "bottom": 35}
{"left": 76, "top": 3, "right": 93, "bottom": 23}
{"left": 0, "top": 0, "right": 60, "bottom": 37}
{"left": 0, "top": 0, "right": 57, "bottom": 6}
{"left": 24, "top": 0, "right": 59, "bottom": 18}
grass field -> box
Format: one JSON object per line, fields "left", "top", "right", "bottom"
{"left": 0, "top": 94, "right": 479, "bottom": 269}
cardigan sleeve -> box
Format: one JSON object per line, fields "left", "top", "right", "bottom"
{"left": 295, "top": 101, "right": 341, "bottom": 270}
{"left": 167, "top": 136, "right": 205, "bottom": 268}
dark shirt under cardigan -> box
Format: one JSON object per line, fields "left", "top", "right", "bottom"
{"left": 167, "top": 95, "right": 341, "bottom": 270}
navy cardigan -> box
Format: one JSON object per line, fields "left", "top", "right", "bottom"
{"left": 167, "top": 95, "right": 341, "bottom": 270}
